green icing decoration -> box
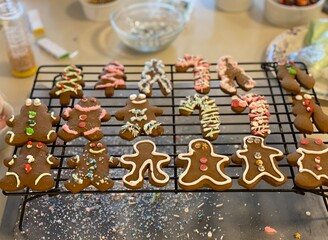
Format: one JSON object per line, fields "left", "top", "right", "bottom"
{"left": 29, "top": 111, "right": 37, "bottom": 118}
{"left": 26, "top": 127, "right": 34, "bottom": 135}
{"left": 288, "top": 68, "right": 297, "bottom": 75}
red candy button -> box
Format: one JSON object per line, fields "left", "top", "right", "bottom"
{"left": 315, "top": 139, "right": 323, "bottom": 145}
{"left": 200, "top": 164, "right": 208, "bottom": 171}
{"left": 300, "top": 138, "right": 309, "bottom": 145}
{"left": 79, "top": 115, "right": 87, "bottom": 121}
{"left": 200, "top": 157, "right": 208, "bottom": 164}
{"left": 79, "top": 122, "right": 86, "bottom": 128}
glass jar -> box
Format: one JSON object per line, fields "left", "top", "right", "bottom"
{"left": 0, "top": 0, "right": 37, "bottom": 77}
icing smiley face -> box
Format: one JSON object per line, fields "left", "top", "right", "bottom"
{"left": 88, "top": 141, "right": 107, "bottom": 154}
{"left": 130, "top": 94, "right": 147, "bottom": 105}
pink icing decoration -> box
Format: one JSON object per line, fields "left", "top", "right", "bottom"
{"left": 99, "top": 109, "right": 107, "bottom": 120}
{"left": 200, "top": 157, "right": 208, "bottom": 163}
{"left": 78, "top": 122, "right": 86, "bottom": 128}
{"left": 84, "top": 127, "right": 100, "bottom": 136}
{"left": 300, "top": 138, "right": 309, "bottom": 145}
{"left": 63, "top": 107, "right": 72, "bottom": 118}
{"left": 74, "top": 104, "right": 100, "bottom": 112}
{"left": 62, "top": 124, "right": 78, "bottom": 135}
{"left": 200, "top": 164, "right": 208, "bottom": 171}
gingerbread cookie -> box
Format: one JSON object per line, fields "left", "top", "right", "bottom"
{"left": 179, "top": 93, "right": 220, "bottom": 141}
{"left": 175, "top": 139, "right": 232, "bottom": 191}
{"left": 231, "top": 136, "right": 287, "bottom": 189}
{"left": 120, "top": 140, "right": 171, "bottom": 189}
{"left": 115, "top": 94, "right": 164, "bottom": 141}
{"left": 95, "top": 61, "right": 127, "bottom": 97}
{"left": 287, "top": 138, "right": 328, "bottom": 190}
{"left": 49, "top": 65, "right": 85, "bottom": 106}
{"left": 217, "top": 55, "right": 256, "bottom": 95}
{"left": 0, "top": 141, "right": 59, "bottom": 192}
{"left": 277, "top": 61, "right": 315, "bottom": 94}
{"left": 58, "top": 97, "right": 111, "bottom": 142}
{"left": 5, "top": 98, "right": 60, "bottom": 146}
{"left": 138, "top": 59, "right": 172, "bottom": 97}
{"left": 292, "top": 92, "right": 328, "bottom": 134}
{"left": 175, "top": 54, "right": 211, "bottom": 94}
{"left": 64, "top": 140, "right": 119, "bottom": 193}
{"left": 231, "top": 94, "right": 271, "bottom": 138}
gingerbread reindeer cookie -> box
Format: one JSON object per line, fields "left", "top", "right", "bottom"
{"left": 120, "top": 140, "right": 171, "bottom": 189}
{"left": 5, "top": 98, "right": 60, "bottom": 146}
{"left": 179, "top": 93, "right": 220, "bottom": 141}
{"left": 217, "top": 55, "right": 255, "bottom": 95}
{"left": 49, "top": 65, "right": 85, "bottom": 106}
{"left": 231, "top": 93, "right": 271, "bottom": 138}
{"left": 0, "top": 141, "right": 59, "bottom": 192}
{"left": 277, "top": 61, "right": 315, "bottom": 94}
{"left": 175, "top": 54, "right": 211, "bottom": 94}
{"left": 115, "top": 94, "right": 164, "bottom": 141}
{"left": 58, "top": 97, "right": 111, "bottom": 142}
{"left": 138, "top": 59, "right": 172, "bottom": 97}
{"left": 95, "top": 61, "right": 127, "bottom": 97}
{"left": 292, "top": 92, "right": 328, "bottom": 134}
{"left": 175, "top": 139, "right": 232, "bottom": 191}
{"left": 231, "top": 136, "right": 287, "bottom": 189}
{"left": 287, "top": 138, "right": 328, "bottom": 190}
{"left": 64, "top": 140, "right": 119, "bottom": 193}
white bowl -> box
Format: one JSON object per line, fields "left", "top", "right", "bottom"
{"left": 264, "top": 0, "right": 325, "bottom": 28}
{"left": 79, "top": 0, "right": 118, "bottom": 22}
{"left": 0, "top": 101, "right": 14, "bottom": 151}
{"left": 216, "top": 0, "right": 252, "bottom": 12}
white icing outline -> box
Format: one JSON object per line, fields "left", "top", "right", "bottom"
{"left": 6, "top": 172, "right": 20, "bottom": 187}
{"left": 120, "top": 140, "right": 170, "bottom": 187}
{"left": 236, "top": 136, "right": 286, "bottom": 185}
{"left": 296, "top": 147, "right": 328, "bottom": 180}
{"left": 176, "top": 139, "right": 231, "bottom": 187}
{"left": 35, "top": 173, "right": 51, "bottom": 185}
{"left": 46, "top": 155, "right": 54, "bottom": 165}
{"left": 6, "top": 131, "right": 15, "bottom": 143}
{"left": 47, "top": 130, "right": 56, "bottom": 140}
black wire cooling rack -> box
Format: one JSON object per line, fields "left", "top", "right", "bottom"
{"left": 2, "top": 62, "right": 328, "bottom": 230}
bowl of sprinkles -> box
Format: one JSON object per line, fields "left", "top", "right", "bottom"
{"left": 264, "top": 0, "right": 325, "bottom": 28}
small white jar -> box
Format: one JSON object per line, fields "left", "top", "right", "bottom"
{"left": 79, "top": 0, "right": 118, "bottom": 22}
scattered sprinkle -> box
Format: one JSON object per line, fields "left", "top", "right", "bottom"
{"left": 216, "top": 203, "right": 223, "bottom": 208}
{"left": 197, "top": 203, "right": 204, "bottom": 209}
{"left": 264, "top": 226, "right": 277, "bottom": 235}
{"left": 207, "top": 231, "right": 213, "bottom": 238}
{"left": 305, "top": 211, "right": 311, "bottom": 216}
{"left": 294, "top": 232, "right": 301, "bottom": 239}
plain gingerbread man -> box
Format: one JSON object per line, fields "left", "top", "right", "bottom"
{"left": 0, "top": 141, "right": 59, "bottom": 192}
{"left": 64, "top": 140, "right": 119, "bottom": 193}
{"left": 115, "top": 93, "right": 164, "bottom": 141}
{"left": 58, "top": 97, "right": 111, "bottom": 142}
{"left": 5, "top": 98, "right": 60, "bottom": 146}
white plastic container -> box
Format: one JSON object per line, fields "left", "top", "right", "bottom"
{"left": 264, "top": 0, "right": 325, "bottom": 28}
{"left": 216, "top": 0, "right": 252, "bottom": 12}
{"left": 79, "top": 0, "right": 118, "bottom": 21}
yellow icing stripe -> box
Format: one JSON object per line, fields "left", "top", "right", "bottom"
{"left": 35, "top": 173, "right": 51, "bottom": 185}
{"left": 6, "top": 172, "right": 20, "bottom": 187}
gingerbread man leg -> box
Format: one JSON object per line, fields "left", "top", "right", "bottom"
{"left": 91, "top": 179, "right": 114, "bottom": 192}
{"left": 0, "top": 174, "right": 24, "bottom": 191}
{"left": 58, "top": 128, "right": 79, "bottom": 142}
{"left": 5, "top": 132, "right": 28, "bottom": 146}
{"left": 83, "top": 128, "right": 104, "bottom": 141}
{"left": 64, "top": 179, "right": 91, "bottom": 194}
{"left": 32, "top": 174, "right": 56, "bottom": 191}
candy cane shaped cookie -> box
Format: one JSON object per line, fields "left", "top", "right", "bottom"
{"left": 179, "top": 93, "right": 220, "bottom": 141}
{"left": 217, "top": 56, "right": 255, "bottom": 95}
{"left": 95, "top": 61, "right": 127, "bottom": 97}
{"left": 138, "top": 59, "right": 172, "bottom": 97}
{"left": 175, "top": 54, "right": 211, "bottom": 94}
{"left": 231, "top": 93, "right": 271, "bottom": 138}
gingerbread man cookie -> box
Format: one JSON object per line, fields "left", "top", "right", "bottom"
{"left": 115, "top": 94, "right": 164, "bottom": 141}
{"left": 95, "top": 61, "right": 127, "bottom": 97}
{"left": 292, "top": 92, "right": 328, "bottom": 134}
{"left": 287, "top": 138, "right": 328, "bottom": 190}
{"left": 231, "top": 136, "right": 287, "bottom": 189}
{"left": 138, "top": 58, "right": 172, "bottom": 97}
{"left": 175, "top": 139, "right": 232, "bottom": 191}
{"left": 64, "top": 140, "right": 119, "bottom": 193}
{"left": 231, "top": 93, "right": 271, "bottom": 138}
{"left": 217, "top": 55, "right": 256, "bottom": 95}
{"left": 58, "top": 97, "right": 111, "bottom": 142}
{"left": 5, "top": 98, "right": 60, "bottom": 146}
{"left": 175, "top": 54, "right": 211, "bottom": 94}
{"left": 277, "top": 61, "right": 315, "bottom": 94}
{"left": 120, "top": 140, "right": 171, "bottom": 189}
{"left": 0, "top": 141, "right": 59, "bottom": 192}
{"left": 179, "top": 93, "right": 220, "bottom": 141}
{"left": 49, "top": 65, "right": 85, "bottom": 106}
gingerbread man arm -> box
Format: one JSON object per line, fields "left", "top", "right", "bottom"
{"left": 6, "top": 114, "right": 16, "bottom": 127}
{"left": 50, "top": 112, "right": 61, "bottom": 125}
{"left": 61, "top": 107, "right": 72, "bottom": 121}
{"left": 286, "top": 152, "right": 302, "bottom": 166}
{"left": 47, "top": 155, "right": 60, "bottom": 168}
{"left": 3, "top": 156, "right": 15, "bottom": 167}
{"left": 313, "top": 105, "right": 328, "bottom": 133}
{"left": 66, "top": 155, "right": 80, "bottom": 168}
{"left": 175, "top": 153, "right": 191, "bottom": 168}
{"left": 115, "top": 106, "right": 129, "bottom": 121}
{"left": 99, "top": 108, "right": 111, "bottom": 122}
{"left": 109, "top": 156, "right": 120, "bottom": 167}
{"left": 148, "top": 105, "right": 164, "bottom": 116}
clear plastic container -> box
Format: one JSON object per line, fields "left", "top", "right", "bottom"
{"left": 0, "top": 0, "right": 37, "bottom": 78}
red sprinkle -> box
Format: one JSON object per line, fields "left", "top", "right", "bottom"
{"left": 24, "top": 164, "right": 32, "bottom": 174}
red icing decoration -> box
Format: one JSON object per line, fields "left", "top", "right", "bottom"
{"left": 36, "top": 142, "right": 43, "bottom": 148}
{"left": 200, "top": 157, "right": 208, "bottom": 163}
{"left": 232, "top": 99, "right": 240, "bottom": 108}
{"left": 78, "top": 122, "right": 86, "bottom": 128}
{"left": 315, "top": 164, "right": 322, "bottom": 170}
{"left": 306, "top": 105, "right": 314, "bottom": 112}
{"left": 300, "top": 138, "right": 309, "bottom": 145}
{"left": 24, "top": 164, "right": 32, "bottom": 174}
{"left": 82, "top": 97, "right": 88, "bottom": 102}
{"left": 303, "top": 99, "right": 311, "bottom": 106}
{"left": 200, "top": 164, "right": 208, "bottom": 171}
{"left": 315, "top": 139, "right": 323, "bottom": 145}
{"left": 79, "top": 115, "right": 87, "bottom": 121}
{"left": 90, "top": 143, "right": 96, "bottom": 148}
{"left": 97, "top": 143, "right": 103, "bottom": 148}
{"left": 60, "top": 84, "right": 65, "bottom": 89}
{"left": 27, "top": 141, "right": 33, "bottom": 146}
{"left": 91, "top": 98, "right": 96, "bottom": 102}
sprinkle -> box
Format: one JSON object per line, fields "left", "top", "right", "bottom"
{"left": 184, "top": 207, "right": 189, "bottom": 213}
{"left": 173, "top": 214, "right": 180, "bottom": 218}
{"left": 294, "top": 232, "right": 301, "bottom": 239}
{"left": 305, "top": 211, "right": 311, "bottom": 216}
{"left": 194, "top": 229, "right": 199, "bottom": 234}
{"left": 218, "top": 217, "right": 224, "bottom": 221}
{"left": 264, "top": 226, "right": 277, "bottom": 235}
{"left": 197, "top": 203, "right": 204, "bottom": 208}
{"left": 216, "top": 203, "right": 223, "bottom": 208}
{"left": 207, "top": 231, "right": 213, "bottom": 238}
{"left": 220, "top": 234, "right": 225, "bottom": 240}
